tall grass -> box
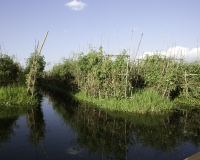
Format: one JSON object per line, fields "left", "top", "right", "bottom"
{"left": 75, "top": 88, "right": 174, "bottom": 113}
{"left": 0, "top": 85, "right": 40, "bottom": 108}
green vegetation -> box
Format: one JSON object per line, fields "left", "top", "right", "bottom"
{"left": 25, "top": 46, "right": 46, "bottom": 96}
{"left": 1, "top": 41, "right": 199, "bottom": 112}
{"left": 0, "top": 53, "right": 23, "bottom": 86}
{"left": 0, "top": 85, "right": 41, "bottom": 108}
{"left": 138, "top": 54, "right": 200, "bottom": 99}
{"left": 74, "top": 88, "right": 174, "bottom": 113}
{"left": 43, "top": 46, "right": 200, "bottom": 113}
{"left": 0, "top": 45, "right": 45, "bottom": 108}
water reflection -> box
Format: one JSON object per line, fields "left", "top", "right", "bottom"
{"left": 0, "top": 107, "right": 29, "bottom": 150}
{"left": 0, "top": 117, "right": 18, "bottom": 149}
{"left": 0, "top": 92, "right": 200, "bottom": 159}
{"left": 0, "top": 99, "right": 46, "bottom": 153}
{"left": 26, "top": 105, "right": 46, "bottom": 148}
{"left": 48, "top": 94, "right": 200, "bottom": 159}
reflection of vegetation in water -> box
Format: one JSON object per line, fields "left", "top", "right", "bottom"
{"left": 47, "top": 92, "right": 200, "bottom": 159}
{"left": 133, "top": 109, "right": 200, "bottom": 157}
{"left": 0, "top": 107, "right": 31, "bottom": 118}
{"left": 0, "top": 117, "right": 18, "bottom": 149}
{"left": 0, "top": 103, "right": 42, "bottom": 150}
{"left": 49, "top": 96, "right": 130, "bottom": 159}
{"left": 26, "top": 104, "right": 46, "bottom": 148}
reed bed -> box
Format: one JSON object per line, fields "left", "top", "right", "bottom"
{"left": 0, "top": 85, "right": 40, "bottom": 108}
{"left": 75, "top": 88, "right": 174, "bottom": 113}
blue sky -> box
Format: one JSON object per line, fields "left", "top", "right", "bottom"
{"left": 0, "top": 0, "right": 200, "bottom": 69}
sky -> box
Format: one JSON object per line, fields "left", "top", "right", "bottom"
{"left": 0, "top": 0, "right": 200, "bottom": 69}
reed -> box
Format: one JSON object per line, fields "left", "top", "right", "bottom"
{"left": 0, "top": 85, "right": 40, "bottom": 108}
{"left": 74, "top": 88, "right": 174, "bottom": 113}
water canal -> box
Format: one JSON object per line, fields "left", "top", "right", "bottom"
{"left": 0, "top": 95, "right": 200, "bottom": 160}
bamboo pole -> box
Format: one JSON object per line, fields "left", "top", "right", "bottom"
{"left": 0, "top": 45, "right": 2, "bottom": 55}
{"left": 197, "top": 39, "right": 200, "bottom": 65}
{"left": 125, "top": 56, "right": 129, "bottom": 98}
{"left": 38, "top": 31, "right": 49, "bottom": 55}
{"left": 184, "top": 70, "right": 189, "bottom": 98}
{"left": 133, "top": 33, "right": 143, "bottom": 62}
{"left": 27, "top": 31, "right": 49, "bottom": 95}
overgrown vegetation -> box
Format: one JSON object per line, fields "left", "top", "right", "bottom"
{"left": 25, "top": 46, "right": 46, "bottom": 96}
{"left": 43, "top": 46, "right": 200, "bottom": 112}
{"left": 0, "top": 53, "right": 23, "bottom": 86}
{"left": 0, "top": 45, "right": 45, "bottom": 108}
{"left": 74, "top": 88, "right": 173, "bottom": 113}
{"left": 1, "top": 40, "right": 199, "bottom": 112}
{"left": 0, "top": 85, "right": 41, "bottom": 108}
{"left": 137, "top": 54, "right": 200, "bottom": 99}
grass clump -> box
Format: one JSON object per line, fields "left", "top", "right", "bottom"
{"left": 75, "top": 88, "right": 174, "bottom": 113}
{"left": 0, "top": 85, "right": 40, "bottom": 108}
{"left": 173, "top": 96, "right": 200, "bottom": 109}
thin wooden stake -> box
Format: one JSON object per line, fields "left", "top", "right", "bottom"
{"left": 184, "top": 70, "right": 188, "bottom": 98}
{"left": 134, "top": 33, "right": 143, "bottom": 62}
{"left": 38, "top": 31, "right": 49, "bottom": 55}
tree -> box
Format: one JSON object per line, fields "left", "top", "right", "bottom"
{"left": 0, "top": 54, "right": 22, "bottom": 87}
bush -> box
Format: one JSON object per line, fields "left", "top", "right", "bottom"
{"left": 0, "top": 54, "right": 23, "bottom": 87}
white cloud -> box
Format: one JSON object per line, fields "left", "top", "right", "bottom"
{"left": 165, "top": 46, "right": 189, "bottom": 59}
{"left": 188, "top": 47, "right": 200, "bottom": 62}
{"left": 140, "top": 46, "right": 200, "bottom": 62}
{"left": 65, "top": 0, "right": 87, "bottom": 11}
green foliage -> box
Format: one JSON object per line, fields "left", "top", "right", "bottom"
{"left": 25, "top": 47, "right": 46, "bottom": 95}
{"left": 25, "top": 52, "right": 46, "bottom": 75}
{"left": 43, "top": 58, "right": 76, "bottom": 91}
{"left": 0, "top": 54, "right": 23, "bottom": 86}
{"left": 181, "top": 62, "right": 200, "bottom": 98}
{"left": 43, "top": 47, "right": 200, "bottom": 108}
{"left": 0, "top": 85, "right": 40, "bottom": 108}
{"left": 138, "top": 54, "right": 180, "bottom": 96}
{"left": 74, "top": 88, "right": 174, "bottom": 113}
{"left": 44, "top": 46, "right": 131, "bottom": 98}
{"left": 138, "top": 53, "right": 200, "bottom": 100}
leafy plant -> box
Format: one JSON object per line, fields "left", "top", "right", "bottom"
{"left": 0, "top": 54, "right": 23, "bottom": 87}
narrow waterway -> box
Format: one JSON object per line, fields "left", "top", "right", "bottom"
{"left": 0, "top": 96, "right": 200, "bottom": 160}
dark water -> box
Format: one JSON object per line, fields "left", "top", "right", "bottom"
{"left": 0, "top": 95, "right": 200, "bottom": 160}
